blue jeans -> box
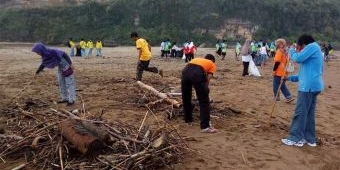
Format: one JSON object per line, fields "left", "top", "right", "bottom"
{"left": 286, "top": 91, "right": 320, "bottom": 143}
{"left": 70, "top": 47, "right": 74, "bottom": 57}
{"left": 273, "top": 76, "right": 292, "bottom": 99}
{"left": 81, "top": 48, "right": 86, "bottom": 57}
{"left": 96, "top": 49, "right": 102, "bottom": 57}
{"left": 87, "top": 48, "right": 93, "bottom": 56}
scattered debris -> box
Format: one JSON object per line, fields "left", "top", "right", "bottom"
{"left": 0, "top": 99, "right": 189, "bottom": 169}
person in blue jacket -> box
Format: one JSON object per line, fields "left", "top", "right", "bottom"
{"left": 281, "top": 34, "right": 324, "bottom": 147}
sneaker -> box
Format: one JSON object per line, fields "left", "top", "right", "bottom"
{"left": 281, "top": 138, "right": 304, "bottom": 147}
{"left": 302, "top": 139, "right": 317, "bottom": 147}
{"left": 306, "top": 142, "right": 317, "bottom": 147}
{"left": 158, "top": 69, "right": 163, "bottom": 77}
{"left": 201, "top": 127, "right": 217, "bottom": 133}
{"left": 286, "top": 97, "right": 295, "bottom": 103}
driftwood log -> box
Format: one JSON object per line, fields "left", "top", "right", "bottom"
{"left": 58, "top": 119, "right": 108, "bottom": 157}
{"left": 137, "top": 81, "right": 181, "bottom": 108}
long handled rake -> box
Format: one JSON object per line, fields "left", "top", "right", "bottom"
{"left": 269, "top": 78, "right": 285, "bottom": 118}
{"left": 269, "top": 52, "right": 292, "bottom": 118}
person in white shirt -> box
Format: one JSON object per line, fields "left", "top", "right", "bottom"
{"left": 160, "top": 40, "right": 165, "bottom": 57}
{"left": 170, "top": 42, "right": 182, "bottom": 58}
{"left": 259, "top": 42, "right": 268, "bottom": 66}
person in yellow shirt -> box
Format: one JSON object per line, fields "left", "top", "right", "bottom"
{"left": 68, "top": 38, "right": 75, "bottom": 57}
{"left": 130, "top": 32, "right": 162, "bottom": 81}
{"left": 79, "top": 38, "right": 86, "bottom": 57}
{"left": 272, "top": 38, "right": 294, "bottom": 102}
{"left": 86, "top": 39, "right": 94, "bottom": 58}
{"left": 95, "top": 39, "right": 103, "bottom": 58}
{"left": 181, "top": 54, "right": 217, "bottom": 133}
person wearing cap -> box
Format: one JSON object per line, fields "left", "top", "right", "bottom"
{"left": 130, "top": 32, "right": 163, "bottom": 81}
{"left": 32, "top": 43, "right": 76, "bottom": 106}
{"left": 181, "top": 54, "right": 217, "bottom": 133}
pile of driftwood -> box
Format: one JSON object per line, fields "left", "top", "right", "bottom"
{"left": 136, "top": 81, "right": 184, "bottom": 120}
{"left": 0, "top": 100, "right": 189, "bottom": 169}
{"left": 135, "top": 81, "right": 242, "bottom": 120}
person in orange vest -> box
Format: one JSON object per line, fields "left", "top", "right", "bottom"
{"left": 181, "top": 54, "right": 217, "bottom": 133}
{"left": 272, "top": 38, "right": 294, "bottom": 102}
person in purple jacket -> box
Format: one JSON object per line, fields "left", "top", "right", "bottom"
{"left": 281, "top": 34, "right": 324, "bottom": 147}
{"left": 32, "top": 43, "right": 76, "bottom": 105}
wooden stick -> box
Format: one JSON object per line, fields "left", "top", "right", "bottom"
{"left": 137, "top": 81, "right": 181, "bottom": 108}
{"left": 0, "top": 156, "right": 5, "bottom": 163}
{"left": 78, "top": 94, "right": 86, "bottom": 114}
{"left": 49, "top": 108, "right": 70, "bottom": 118}
{"left": 269, "top": 79, "right": 284, "bottom": 118}
{"left": 11, "top": 163, "right": 26, "bottom": 170}
{"left": 59, "top": 145, "right": 64, "bottom": 170}
{"left": 106, "top": 130, "right": 144, "bottom": 144}
{"left": 59, "top": 108, "right": 80, "bottom": 119}
{"left": 0, "top": 134, "right": 23, "bottom": 140}
{"left": 270, "top": 51, "right": 293, "bottom": 118}
{"left": 135, "top": 111, "right": 148, "bottom": 139}
{"left": 145, "top": 105, "right": 161, "bottom": 126}
{"left": 164, "top": 92, "right": 182, "bottom": 97}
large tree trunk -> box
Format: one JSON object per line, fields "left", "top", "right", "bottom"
{"left": 58, "top": 119, "right": 108, "bottom": 157}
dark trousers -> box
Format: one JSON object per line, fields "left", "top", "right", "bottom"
{"left": 185, "top": 53, "right": 194, "bottom": 62}
{"left": 181, "top": 64, "right": 210, "bottom": 129}
{"left": 136, "top": 60, "right": 158, "bottom": 81}
{"left": 242, "top": 61, "right": 250, "bottom": 76}
{"left": 170, "top": 49, "right": 178, "bottom": 58}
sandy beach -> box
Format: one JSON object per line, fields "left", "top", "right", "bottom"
{"left": 0, "top": 44, "right": 340, "bottom": 170}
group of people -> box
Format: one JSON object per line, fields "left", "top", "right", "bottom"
{"left": 68, "top": 38, "right": 103, "bottom": 58}
{"left": 240, "top": 35, "right": 324, "bottom": 147}
{"left": 32, "top": 32, "right": 325, "bottom": 145}
{"left": 159, "top": 40, "right": 197, "bottom": 62}
{"left": 160, "top": 39, "right": 184, "bottom": 58}
{"left": 215, "top": 40, "right": 242, "bottom": 61}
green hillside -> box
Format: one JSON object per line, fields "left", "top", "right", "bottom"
{"left": 0, "top": 0, "right": 339, "bottom": 46}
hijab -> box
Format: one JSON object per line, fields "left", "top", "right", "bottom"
{"left": 241, "top": 39, "right": 251, "bottom": 55}
{"left": 32, "top": 43, "right": 64, "bottom": 68}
